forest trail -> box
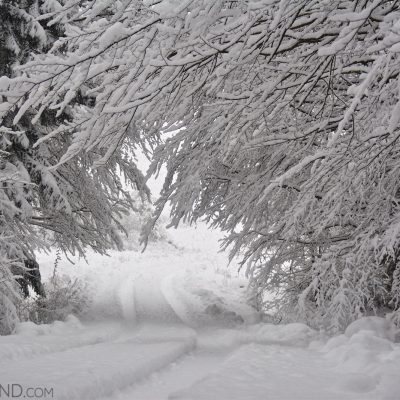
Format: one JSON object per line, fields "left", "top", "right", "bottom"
{"left": 1, "top": 235, "right": 399, "bottom": 400}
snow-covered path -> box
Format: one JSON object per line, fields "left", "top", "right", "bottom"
{"left": 1, "top": 227, "right": 400, "bottom": 400}
{"left": 2, "top": 318, "right": 400, "bottom": 400}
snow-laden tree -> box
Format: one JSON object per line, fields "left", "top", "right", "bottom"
{"left": 3, "top": 0, "right": 400, "bottom": 329}
{"left": 0, "top": 0, "right": 148, "bottom": 333}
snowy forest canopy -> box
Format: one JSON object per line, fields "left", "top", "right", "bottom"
{"left": 1, "top": 0, "right": 400, "bottom": 331}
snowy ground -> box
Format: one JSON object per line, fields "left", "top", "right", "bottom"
{"left": 1, "top": 224, "right": 400, "bottom": 400}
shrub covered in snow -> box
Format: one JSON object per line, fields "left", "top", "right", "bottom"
{"left": 20, "top": 274, "right": 90, "bottom": 325}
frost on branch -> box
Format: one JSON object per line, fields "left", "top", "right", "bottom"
{"left": 5, "top": 0, "right": 400, "bottom": 330}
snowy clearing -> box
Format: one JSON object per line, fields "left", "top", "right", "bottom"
{"left": 1, "top": 225, "right": 400, "bottom": 400}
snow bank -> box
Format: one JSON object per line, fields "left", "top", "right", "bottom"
{"left": 15, "top": 314, "right": 83, "bottom": 336}
{"left": 0, "top": 316, "right": 122, "bottom": 362}
{"left": 344, "top": 316, "right": 398, "bottom": 341}
{"left": 319, "top": 317, "right": 400, "bottom": 399}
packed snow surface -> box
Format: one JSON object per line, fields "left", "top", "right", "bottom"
{"left": 1, "top": 224, "right": 399, "bottom": 400}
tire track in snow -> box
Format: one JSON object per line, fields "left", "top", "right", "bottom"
{"left": 102, "top": 348, "right": 231, "bottom": 400}
{"left": 0, "top": 327, "right": 196, "bottom": 400}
